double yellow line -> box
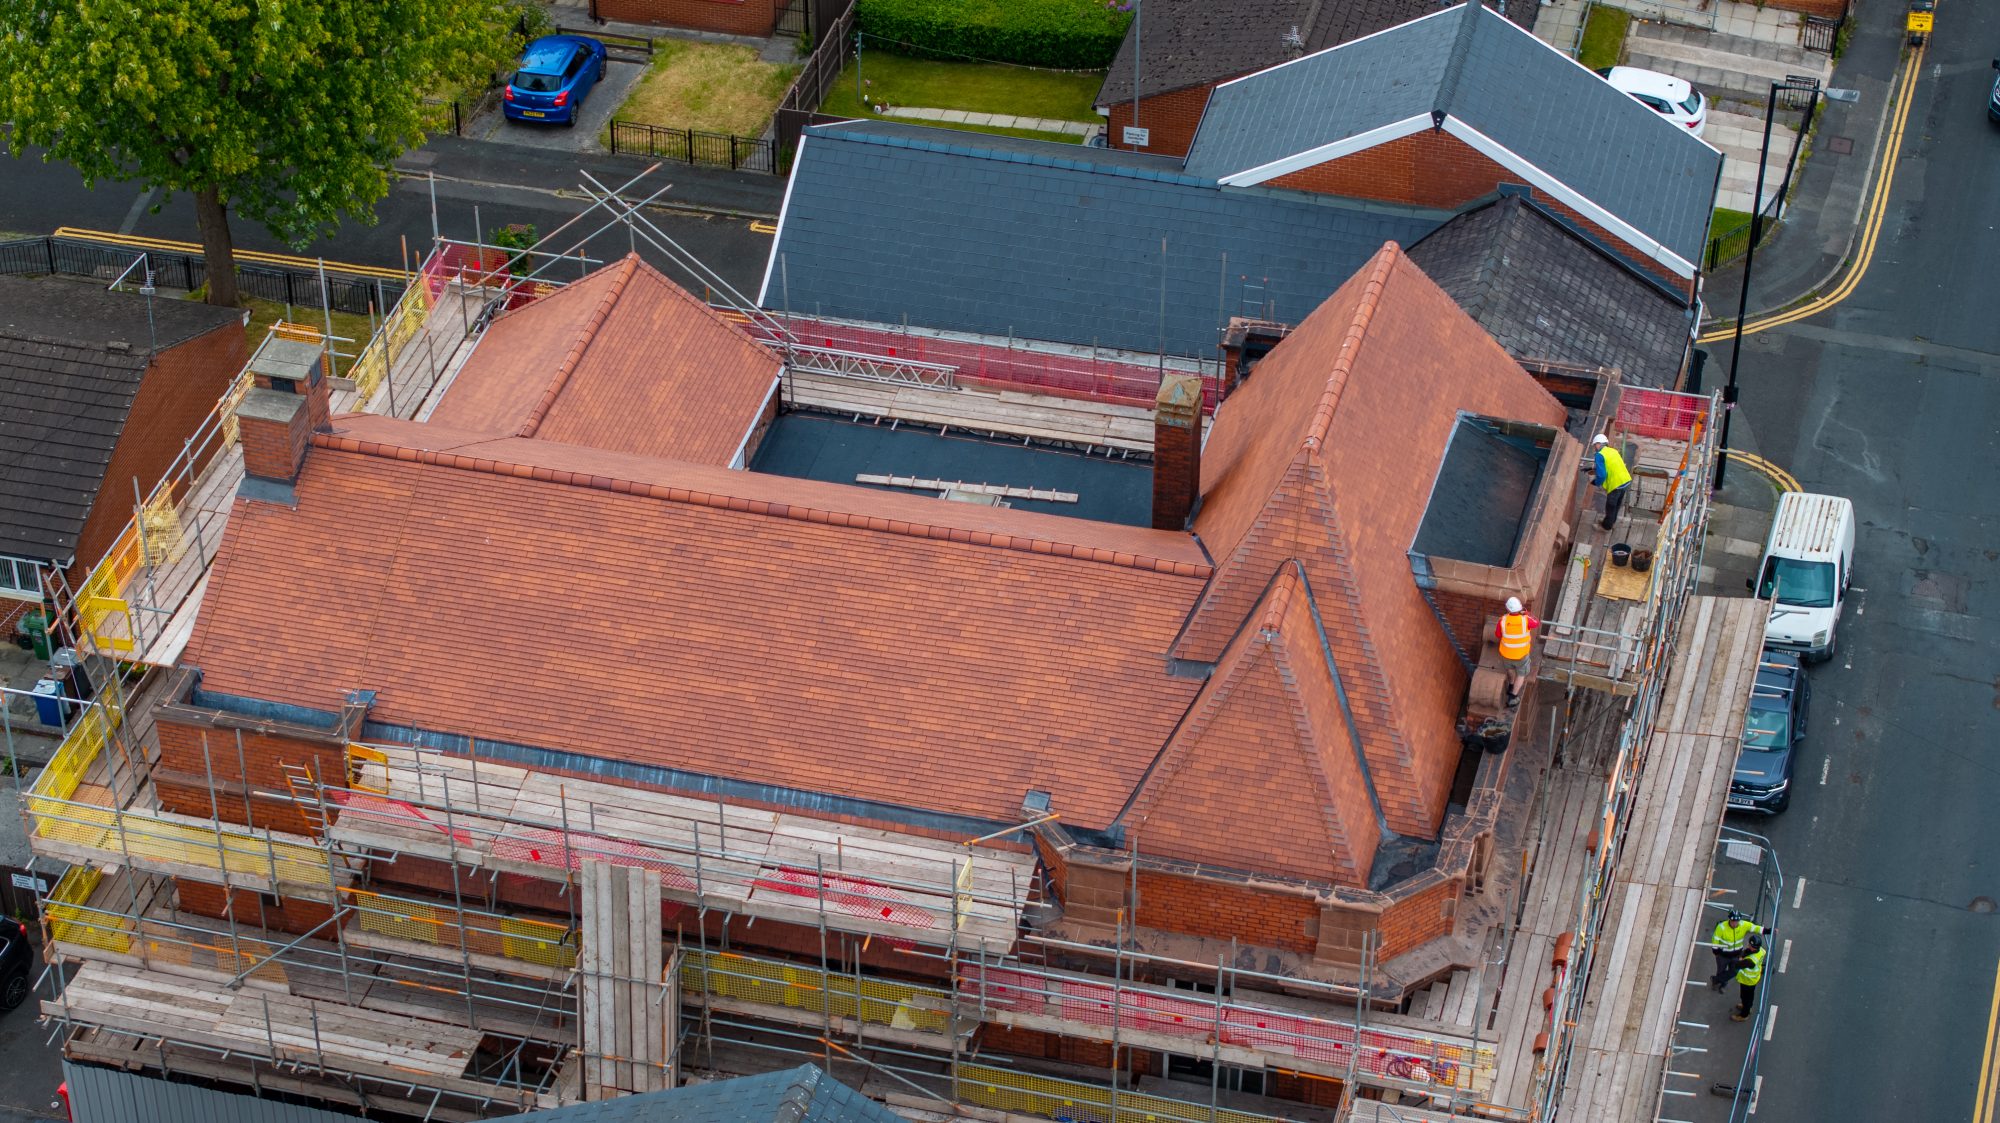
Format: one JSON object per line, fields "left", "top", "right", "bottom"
{"left": 1977, "top": 955, "right": 2000, "bottom": 1122}
{"left": 51, "top": 226, "right": 407, "bottom": 282}
{"left": 1725, "top": 449, "right": 1800, "bottom": 492}
{"left": 1698, "top": 43, "right": 1926, "bottom": 344}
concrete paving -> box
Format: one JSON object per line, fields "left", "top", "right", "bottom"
{"left": 1624, "top": 23, "right": 1833, "bottom": 108}
{"left": 467, "top": 52, "right": 649, "bottom": 153}
{"left": 878, "top": 105, "right": 1095, "bottom": 137}
{"left": 1707, "top": 106, "right": 1804, "bottom": 215}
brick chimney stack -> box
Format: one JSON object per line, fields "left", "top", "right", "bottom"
{"left": 236, "top": 338, "right": 332, "bottom": 495}
{"left": 1151, "top": 372, "right": 1205, "bottom": 531}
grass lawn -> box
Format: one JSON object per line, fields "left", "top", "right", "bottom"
{"left": 608, "top": 40, "right": 799, "bottom": 138}
{"left": 819, "top": 52, "right": 1103, "bottom": 124}
{"left": 1705, "top": 206, "right": 1755, "bottom": 267}
{"left": 1577, "top": 6, "right": 1631, "bottom": 72}
{"left": 233, "top": 296, "right": 377, "bottom": 379}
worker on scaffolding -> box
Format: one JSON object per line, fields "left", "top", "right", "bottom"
{"left": 1730, "top": 934, "right": 1767, "bottom": 1022}
{"left": 1710, "top": 909, "right": 1770, "bottom": 990}
{"left": 1494, "top": 597, "right": 1539, "bottom": 707}
{"left": 1591, "top": 434, "right": 1632, "bottom": 530}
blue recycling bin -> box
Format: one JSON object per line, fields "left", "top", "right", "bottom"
{"left": 31, "top": 678, "right": 65, "bottom": 727}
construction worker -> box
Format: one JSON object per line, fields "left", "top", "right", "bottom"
{"left": 1591, "top": 434, "right": 1632, "bottom": 530}
{"left": 1731, "top": 935, "right": 1767, "bottom": 1022}
{"left": 1494, "top": 597, "right": 1539, "bottom": 707}
{"left": 1710, "top": 910, "right": 1770, "bottom": 990}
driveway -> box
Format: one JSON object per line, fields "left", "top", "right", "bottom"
{"left": 465, "top": 53, "right": 649, "bottom": 153}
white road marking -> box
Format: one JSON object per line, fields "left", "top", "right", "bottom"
{"left": 1780, "top": 938, "right": 1793, "bottom": 973}
{"left": 1820, "top": 757, "right": 1831, "bottom": 785}
{"left": 1750, "top": 1074, "right": 1764, "bottom": 1114}
{"left": 1794, "top": 877, "right": 1807, "bottom": 909}
{"left": 1765, "top": 1004, "right": 1779, "bottom": 1041}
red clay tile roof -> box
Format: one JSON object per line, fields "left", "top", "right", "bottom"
{"left": 428, "top": 254, "right": 779, "bottom": 466}
{"left": 1126, "top": 565, "right": 1381, "bottom": 887}
{"left": 184, "top": 415, "right": 1210, "bottom": 830}
{"left": 1178, "top": 243, "right": 1566, "bottom": 838}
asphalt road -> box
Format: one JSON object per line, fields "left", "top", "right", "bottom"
{"left": 1720, "top": 9, "right": 2000, "bottom": 1122}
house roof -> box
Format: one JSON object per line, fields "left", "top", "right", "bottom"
{"left": 1410, "top": 416, "right": 1546, "bottom": 568}
{"left": 1405, "top": 194, "right": 1694, "bottom": 388}
{"left": 0, "top": 276, "right": 242, "bottom": 563}
{"left": 518, "top": 1065, "right": 903, "bottom": 1122}
{"left": 430, "top": 254, "right": 779, "bottom": 465}
{"left": 184, "top": 411, "right": 1210, "bottom": 833}
{"left": 763, "top": 120, "right": 1444, "bottom": 357}
{"left": 1095, "top": 0, "right": 1535, "bottom": 106}
{"left": 1180, "top": 2, "right": 1722, "bottom": 275}
{"left": 1172, "top": 243, "right": 1566, "bottom": 837}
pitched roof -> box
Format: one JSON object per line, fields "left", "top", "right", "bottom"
{"left": 1181, "top": 2, "right": 1722, "bottom": 274}
{"left": 1095, "top": 0, "right": 1535, "bottom": 105}
{"left": 1175, "top": 243, "right": 1566, "bottom": 836}
{"left": 0, "top": 277, "right": 241, "bottom": 562}
{"left": 184, "top": 412, "right": 1209, "bottom": 832}
{"left": 430, "top": 254, "right": 779, "bottom": 465}
{"left": 763, "top": 120, "right": 1444, "bottom": 358}
{"left": 518, "top": 1065, "right": 902, "bottom": 1122}
{"left": 1126, "top": 566, "right": 1382, "bottom": 886}
{"left": 1405, "top": 194, "right": 1694, "bottom": 387}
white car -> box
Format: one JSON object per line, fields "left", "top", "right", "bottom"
{"left": 1599, "top": 66, "right": 1708, "bottom": 138}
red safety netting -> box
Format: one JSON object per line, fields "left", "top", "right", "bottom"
{"left": 752, "top": 315, "right": 1223, "bottom": 413}
{"left": 421, "top": 244, "right": 556, "bottom": 309}
{"left": 750, "top": 866, "right": 937, "bottom": 931}
{"left": 1616, "top": 387, "right": 1708, "bottom": 441}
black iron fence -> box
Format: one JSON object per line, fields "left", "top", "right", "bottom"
{"left": 773, "top": 0, "right": 858, "bottom": 158}
{"left": 608, "top": 121, "right": 781, "bottom": 174}
{"left": 0, "top": 235, "right": 406, "bottom": 316}
{"left": 1801, "top": 14, "right": 1841, "bottom": 54}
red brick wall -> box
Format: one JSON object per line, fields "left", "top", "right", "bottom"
{"left": 596, "top": 0, "right": 779, "bottom": 35}
{"left": 238, "top": 396, "right": 311, "bottom": 483}
{"left": 1376, "top": 876, "right": 1461, "bottom": 960}
{"left": 176, "top": 877, "right": 335, "bottom": 936}
{"left": 1267, "top": 130, "right": 1696, "bottom": 297}
{"left": 1135, "top": 868, "right": 1319, "bottom": 955}
{"left": 1105, "top": 83, "right": 1216, "bottom": 159}
{"left": 1270, "top": 1070, "right": 1345, "bottom": 1109}
{"left": 154, "top": 716, "right": 348, "bottom": 837}
{"left": 72, "top": 322, "right": 245, "bottom": 572}
{"left": 1430, "top": 588, "right": 1492, "bottom": 664}
{"left": 1765, "top": 0, "right": 1844, "bottom": 14}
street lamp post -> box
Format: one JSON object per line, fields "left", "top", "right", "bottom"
{"left": 1715, "top": 75, "right": 1822, "bottom": 491}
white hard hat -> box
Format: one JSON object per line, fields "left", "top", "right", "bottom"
{"left": 1592, "top": 433, "right": 1609, "bottom": 445}
{"left": 1506, "top": 596, "right": 1523, "bottom": 613}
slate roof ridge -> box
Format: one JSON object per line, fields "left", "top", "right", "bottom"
{"left": 1300, "top": 243, "right": 1398, "bottom": 456}
{"left": 516, "top": 254, "right": 640, "bottom": 438}
{"left": 1432, "top": 0, "right": 1485, "bottom": 118}
{"left": 310, "top": 424, "right": 1214, "bottom": 579}
{"left": 810, "top": 122, "right": 1209, "bottom": 188}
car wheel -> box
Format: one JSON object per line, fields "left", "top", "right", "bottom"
{"left": 1769, "top": 789, "right": 1791, "bottom": 814}
{"left": 1, "top": 970, "right": 29, "bottom": 1012}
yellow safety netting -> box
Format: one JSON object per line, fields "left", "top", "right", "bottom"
{"left": 958, "top": 1063, "right": 1290, "bottom": 1123}
{"left": 348, "top": 888, "right": 576, "bottom": 971}
{"left": 680, "top": 947, "right": 953, "bottom": 1035}
{"left": 44, "top": 866, "right": 134, "bottom": 954}
{"left": 347, "top": 283, "right": 430, "bottom": 404}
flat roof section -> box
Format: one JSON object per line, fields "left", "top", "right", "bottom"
{"left": 1413, "top": 417, "right": 1551, "bottom": 568}
{"left": 752, "top": 411, "right": 1155, "bottom": 527}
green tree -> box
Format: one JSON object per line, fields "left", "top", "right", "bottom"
{"left": 0, "top": 0, "right": 507, "bottom": 306}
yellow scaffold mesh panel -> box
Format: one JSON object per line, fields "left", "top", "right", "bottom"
{"left": 44, "top": 866, "right": 133, "bottom": 954}
{"left": 139, "top": 488, "right": 188, "bottom": 567}
{"left": 26, "top": 696, "right": 121, "bottom": 848}
{"left": 349, "top": 890, "right": 577, "bottom": 971}
{"left": 219, "top": 369, "right": 255, "bottom": 446}
{"left": 348, "top": 283, "right": 430, "bottom": 403}
{"left": 679, "top": 948, "right": 952, "bottom": 1035}
{"left": 501, "top": 915, "right": 577, "bottom": 969}
{"left": 74, "top": 533, "right": 141, "bottom": 653}
{"left": 957, "top": 1063, "right": 1286, "bottom": 1123}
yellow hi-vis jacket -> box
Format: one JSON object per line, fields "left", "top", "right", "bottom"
{"left": 1713, "top": 917, "right": 1766, "bottom": 952}
{"left": 1595, "top": 445, "right": 1632, "bottom": 493}
{"left": 1735, "top": 946, "right": 1767, "bottom": 986}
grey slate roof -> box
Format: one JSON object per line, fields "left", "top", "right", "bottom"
{"left": 1406, "top": 194, "right": 1694, "bottom": 388}
{"left": 63, "top": 1061, "right": 368, "bottom": 1123}
{"left": 1181, "top": 2, "right": 1722, "bottom": 267}
{"left": 519, "top": 1065, "right": 904, "bottom": 1121}
{"left": 1413, "top": 416, "right": 1544, "bottom": 567}
{"left": 1095, "top": 0, "right": 1536, "bottom": 105}
{"left": 765, "top": 121, "right": 1446, "bottom": 358}
{"left": 0, "top": 276, "right": 240, "bottom": 564}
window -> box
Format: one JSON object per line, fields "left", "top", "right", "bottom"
{"left": 1757, "top": 557, "right": 1836, "bottom": 608}
{"left": 513, "top": 71, "right": 562, "bottom": 93}
{"left": 1743, "top": 706, "right": 1790, "bottom": 749}
{"left": 0, "top": 556, "right": 42, "bottom": 598}
{"left": 563, "top": 49, "right": 587, "bottom": 79}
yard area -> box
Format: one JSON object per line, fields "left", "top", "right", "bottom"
{"left": 818, "top": 51, "right": 1102, "bottom": 142}
{"left": 607, "top": 40, "right": 799, "bottom": 139}
{"left": 1577, "top": 5, "right": 1631, "bottom": 72}
{"left": 235, "top": 297, "right": 377, "bottom": 380}
{"left": 1705, "top": 206, "right": 1754, "bottom": 267}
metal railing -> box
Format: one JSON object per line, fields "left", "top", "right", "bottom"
{"left": 608, "top": 121, "right": 780, "bottom": 174}
{"left": 0, "top": 232, "right": 405, "bottom": 315}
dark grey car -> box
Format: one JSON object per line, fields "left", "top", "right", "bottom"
{"left": 1729, "top": 652, "right": 1809, "bottom": 814}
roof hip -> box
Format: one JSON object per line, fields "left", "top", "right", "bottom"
{"left": 517, "top": 254, "right": 640, "bottom": 438}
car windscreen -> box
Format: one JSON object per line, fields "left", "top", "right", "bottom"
{"left": 1757, "top": 556, "right": 1835, "bottom": 608}
{"left": 1743, "top": 705, "right": 1790, "bottom": 750}
{"left": 513, "top": 71, "right": 563, "bottom": 93}
{"left": 1679, "top": 90, "right": 1702, "bottom": 114}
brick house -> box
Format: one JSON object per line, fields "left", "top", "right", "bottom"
{"left": 1094, "top": 0, "right": 1536, "bottom": 159}
{"left": 0, "top": 276, "right": 245, "bottom": 633}
{"left": 1180, "top": 1, "right": 1724, "bottom": 297}
{"left": 36, "top": 242, "right": 1610, "bottom": 1118}
{"left": 590, "top": 0, "right": 788, "bottom": 37}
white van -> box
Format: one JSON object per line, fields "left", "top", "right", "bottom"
{"left": 1753, "top": 492, "right": 1855, "bottom": 662}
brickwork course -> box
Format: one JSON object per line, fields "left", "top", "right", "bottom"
{"left": 594, "top": 0, "right": 780, "bottom": 36}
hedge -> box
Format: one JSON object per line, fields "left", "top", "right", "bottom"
{"left": 856, "top": 0, "right": 1133, "bottom": 70}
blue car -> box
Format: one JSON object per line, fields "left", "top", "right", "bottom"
{"left": 504, "top": 35, "right": 606, "bottom": 126}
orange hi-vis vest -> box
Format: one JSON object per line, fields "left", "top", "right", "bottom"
{"left": 1498, "top": 613, "right": 1534, "bottom": 660}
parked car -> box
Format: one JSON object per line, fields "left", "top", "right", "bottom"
{"left": 503, "top": 35, "right": 607, "bottom": 127}
{"left": 1728, "top": 652, "right": 1810, "bottom": 814}
{"left": 1598, "top": 66, "right": 1709, "bottom": 138}
{"left": 1, "top": 916, "right": 35, "bottom": 1012}
{"left": 1753, "top": 491, "right": 1855, "bottom": 662}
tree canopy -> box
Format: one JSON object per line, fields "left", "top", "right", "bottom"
{"left": 0, "top": 0, "right": 513, "bottom": 304}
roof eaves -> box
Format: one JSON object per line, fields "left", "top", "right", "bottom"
{"left": 808, "top": 124, "right": 1211, "bottom": 187}
{"left": 310, "top": 432, "right": 1215, "bottom": 580}
{"left": 757, "top": 133, "right": 810, "bottom": 306}
{"left": 1216, "top": 113, "right": 1432, "bottom": 186}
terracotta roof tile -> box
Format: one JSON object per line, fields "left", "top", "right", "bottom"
{"left": 428, "top": 254, "right": 779, "bottom": 465}
{"left": 1178, "top": 243, "right": 1565, "bottom": 837}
